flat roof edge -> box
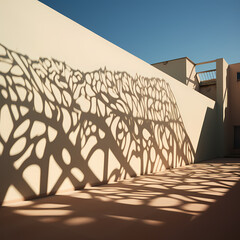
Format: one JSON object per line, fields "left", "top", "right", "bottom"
{"left": 200, "top": 79, "right": 216, "bottom": 86}
{"left": 152, "top": 57, "right": 196, "bottom": 66}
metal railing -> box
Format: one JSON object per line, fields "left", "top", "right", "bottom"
{"left": 196, "top": 69, "right": 216, "bottom": 82}
{"left": 195, "top": 60, "right": 216, "bottom": 82}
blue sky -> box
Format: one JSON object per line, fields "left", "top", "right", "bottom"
{"left": 39, "top": 0, "right": 239, "bottom": 66}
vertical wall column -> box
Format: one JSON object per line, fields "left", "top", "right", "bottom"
{"left": 216, "top": 58, "right": 228, "bottom": 157}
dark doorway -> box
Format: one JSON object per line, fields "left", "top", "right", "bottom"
{"left": 234, "top": 126, "right": 240, "bottom": 149}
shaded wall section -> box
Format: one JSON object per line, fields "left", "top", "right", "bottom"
{"left": 0, "top": 0, "right": 217, "bottom": 204}
{"left": 226, "top": 63, "right": 240, "bottom": 155}
{"left": 152, "top": 58, "right": 199, "bottom": 90}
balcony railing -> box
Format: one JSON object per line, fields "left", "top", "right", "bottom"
{"left": 195, "top": 59, "right": 216, "bottom": 83}
{"left": 196, "top": 69, "right": 216, "bottom": 82}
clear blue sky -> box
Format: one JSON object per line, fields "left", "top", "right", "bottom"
{"left": 39, "top": 0, "right": 239, "bottom": 65}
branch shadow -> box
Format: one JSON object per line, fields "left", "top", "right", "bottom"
{"left": 0, "top": 43, "right": 194, "bottom": 204}
{"left": 1, "top": 159, "right": 240, "bottom": 240}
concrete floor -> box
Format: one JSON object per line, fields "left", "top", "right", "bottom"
{"left": 1, "top": 158, "right": 240, "bottom": 240}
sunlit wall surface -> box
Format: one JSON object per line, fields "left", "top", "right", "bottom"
{"left": 0, "top": 0, "right": 217, "bottom": 204}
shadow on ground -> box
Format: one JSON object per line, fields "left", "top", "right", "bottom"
{"left": 1, "top": 158, "right": 240, "bottom": 240}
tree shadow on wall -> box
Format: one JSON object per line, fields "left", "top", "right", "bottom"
{"left": 0, "top": 43, "right": 195, "bottom": 204}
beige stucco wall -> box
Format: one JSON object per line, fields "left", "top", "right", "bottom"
{"left": 0, "top": 0, "right": 217, "bottom": 204}
{"left": 186, "top": 59, "right": 199, "bottom": 90}
{"left": 216, "top": 58, "right": 228, "bottom": 156}
{"left": 153, "top": 58, "right": 199, "bottom": 90}
{"left": 226, "top": 63, "right": 240, "bottom": 155}
{"left": 199, "top": 83, "right": 216, "bottom": 101}
{"left": 152, "top": 58, "right": 186, "bottom": 85}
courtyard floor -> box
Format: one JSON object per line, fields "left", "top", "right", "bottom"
{"left": 1, "top": 158, "right": 240, "bottom": 240}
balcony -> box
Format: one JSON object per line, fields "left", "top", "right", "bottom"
{"left": 196, "top": 60, "right": 216, "bottom": 86}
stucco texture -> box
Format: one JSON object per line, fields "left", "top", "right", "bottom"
{"left": 0, "top": 0, "right": 217, "bottom": 204}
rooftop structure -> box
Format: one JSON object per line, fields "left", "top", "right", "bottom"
{"left": 153, "top": 58, "right": 240, "bottom": 157}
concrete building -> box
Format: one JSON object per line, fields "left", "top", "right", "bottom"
{"left": 0, "top": 0, "right": 219, "bottom": 205}
{"left": 152, "top": 57, "right": 200, "bottom": 91}
{"left": 153, "top": 58, "right": 240, "bottom": 157}
{"left": 0, "top": 1, "right": 240, "bottom": 240}
{"left": 0, "top": 0, "right": 238, "bottom": 206}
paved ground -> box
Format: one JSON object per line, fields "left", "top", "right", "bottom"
{"left": 1, "top": 158, "right": 240, "bottom": 240}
